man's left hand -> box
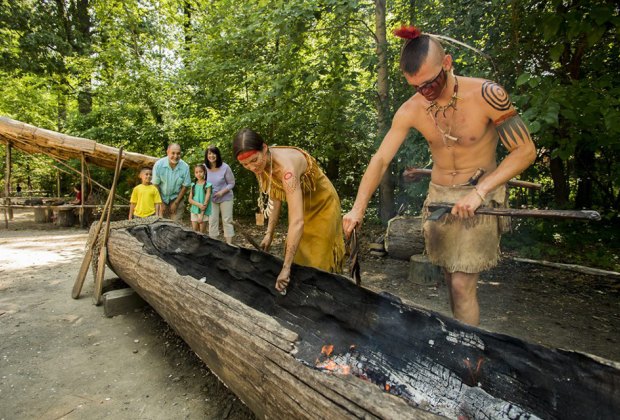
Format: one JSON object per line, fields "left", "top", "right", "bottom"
{"left": 170, "top": 201, "right": 178, "bottom": 214}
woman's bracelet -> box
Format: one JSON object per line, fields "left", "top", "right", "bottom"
{"left": 474, "top": 187, "right": 486, "bottom": 202}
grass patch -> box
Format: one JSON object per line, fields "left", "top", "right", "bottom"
{"left": 501, "top": 216, "right": 620, "bottom": 271}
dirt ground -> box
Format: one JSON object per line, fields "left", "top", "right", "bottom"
{"left": 1, "top": 209, "right": 619, "bottom": 419}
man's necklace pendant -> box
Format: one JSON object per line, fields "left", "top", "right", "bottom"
{"left": 444, "top": 133, "right": 459, "bottom": 143}
{"left": 426, "top": 75, "right": 460, "bottom": 147}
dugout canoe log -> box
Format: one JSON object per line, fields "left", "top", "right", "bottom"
{"left": 98, "top": 219, "right": 620, "bottom": 420}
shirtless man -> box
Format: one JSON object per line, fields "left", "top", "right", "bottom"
{"left": 342, "top": 27, "right": 536, "bottom": 326}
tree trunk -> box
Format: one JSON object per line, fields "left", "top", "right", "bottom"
{"left": 75, "top": 0, "right": 92, "bottom": 115}
{"left": 4, "top": 141, "right": 11, "bottom": 224}
{"left": 409, "top": 0, "right": 417, "bottom": 23}
{"left": 549, "top": 156, "right": 569, "bottom": 207}
{"left": 56, "top": 81, "right": 67, "bottom": 131}
{"left": 183, "top": 0, "right": 193, "bottom": 47}
{"left": 574, "top": 146, "right": 594, "bottom": 209}
{"left": 375, "top": 0, "right": 394, "bottom": 223}
{"left": 325, "top": 156, "right": 339, "bottom": 183}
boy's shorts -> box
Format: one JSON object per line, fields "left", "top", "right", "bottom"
{"left": 191, "top": 213, "right": 208, "bottom": 223}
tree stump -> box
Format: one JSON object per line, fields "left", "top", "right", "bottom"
{"left": 55, "top": 208, "right": 76, "bottom": 227}
{"left": 34, "top": 207, "right": 52, "bottom": 223}
{"left": 408, "top": 254, "right": 444, "bottom": 285}
{"left": 384, "top": 216, "right": 425, "bottom": 260}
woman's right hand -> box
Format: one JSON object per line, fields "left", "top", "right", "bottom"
{"left": 275, "top": 266, "right": 291, "bottom": 293}
{"left": 260, "top": 233, "right": 273, "bottom": 252}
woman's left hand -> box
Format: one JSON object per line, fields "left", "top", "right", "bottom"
{"left": 275, "top": 266, "right": 291, "bottom": 293}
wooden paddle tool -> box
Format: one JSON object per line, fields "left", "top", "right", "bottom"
{"left": 232, "top": 220, "right": 263, "bottom": 251}
{"left": 93, "top": 148, "right": 124, "bottom": 305}
{"left": 347, "top": 228, "right": 361, "bottom": 286}
{"left": 426, "top": 203, "right": 601, "bottom": 221}
{"left": 71, "top": 147, "right": 124, "bottom": 299}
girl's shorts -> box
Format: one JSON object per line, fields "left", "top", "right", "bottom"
{"left": 191, "top": 213, "right": 208, "bottom": 223}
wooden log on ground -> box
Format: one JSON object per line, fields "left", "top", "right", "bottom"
{"left": 384, "top": 215, "right": 425, "bottom": 260}
{"left": 102, "top": 221, "right": 620, "bottom": 420}
{"left": 511, "top": 257, "right": 620, "bottom": 279}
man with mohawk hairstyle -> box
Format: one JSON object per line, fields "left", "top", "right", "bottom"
{"left": 343, "top": 26, "right": 536, "bottom": 326}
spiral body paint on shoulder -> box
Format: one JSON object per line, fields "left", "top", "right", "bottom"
{"left": 482, "top": 81, "right": 511, "bottom": 111}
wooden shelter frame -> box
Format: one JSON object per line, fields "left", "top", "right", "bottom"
{"left": 0, "top": 116, "right": 158, "bottom": 228}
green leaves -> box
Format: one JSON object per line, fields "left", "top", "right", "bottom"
{"left": 542, "top": 15, "right": 563, "bottom": 40}
{"left": 516, "top": 73, "right": 530, "bottom": 87}
{"left": 549, "top": 44, "right": 564, "bottom": 62}
{"left": 1, "top": 0, "right": 619, "bottom": 213}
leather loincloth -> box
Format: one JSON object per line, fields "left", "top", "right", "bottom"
{"left": 422, "top": 183, "right": 511, "bottom": 274}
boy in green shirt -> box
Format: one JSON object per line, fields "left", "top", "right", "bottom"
{"left": 129, "top": 167, "right": 162, "bottom": 219}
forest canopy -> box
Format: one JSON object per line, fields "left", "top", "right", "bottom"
{"left": 1, "top": 0, "right": 619, "bottom": 219}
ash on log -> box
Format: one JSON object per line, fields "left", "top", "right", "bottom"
{"left": 101, "top": 220, "right": 620, "bottom": 420}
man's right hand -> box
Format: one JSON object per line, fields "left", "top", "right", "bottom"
{"left": 342, "top": 210, "right": 362, "bottom": 239}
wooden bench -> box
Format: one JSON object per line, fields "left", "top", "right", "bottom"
{"left": 1, "top": 204, "right": 129, "bottom": 227}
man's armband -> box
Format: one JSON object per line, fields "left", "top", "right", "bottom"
{"left": 494, "top": 110, "right": 533, "bottom": 151}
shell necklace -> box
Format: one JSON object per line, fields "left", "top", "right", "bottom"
{"left": 427, "top": 74, "right": 459, "bottom": 146}
{"left": 257, "top": 148, "right": 274, "bottom": 219}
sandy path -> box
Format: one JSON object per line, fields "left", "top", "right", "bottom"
{"left": 0, "top": 211, "right": 252, "bottom": 420}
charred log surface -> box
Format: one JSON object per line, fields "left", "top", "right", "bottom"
{"left": 121, "top": 222, "right": 619, "bottom": 420}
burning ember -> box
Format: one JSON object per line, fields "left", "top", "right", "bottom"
{"left": 314, "top": 344, "right": 407, "bottom": 397}
{"left": 315, "top": 344, "right": 351, "bottom": 375}
{"left": 321, "top": 344, "right": 334, "bottom": 357}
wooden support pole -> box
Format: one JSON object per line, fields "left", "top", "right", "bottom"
{"left": 7, "top": 141, "right": 13, "bottom": 220}
{"left": 3, "top": 141, "right": 9, "bottom": 228}
{"left": 80, "top": 153, "right": 86, "bottom": 227}
{"left": 56, "top": 170, "right": 61, "bottom": 198}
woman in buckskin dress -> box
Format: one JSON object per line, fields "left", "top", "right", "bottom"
{"left": 233, "top": 128, "right": 345, "bottom": 293}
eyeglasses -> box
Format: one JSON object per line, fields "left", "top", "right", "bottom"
{"left": 412, "top": 68, "right": 445, "bottom": 96}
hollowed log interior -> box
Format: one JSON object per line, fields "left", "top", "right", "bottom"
{"left": 126, "top": 223, "right": 619, "bottom": 419}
